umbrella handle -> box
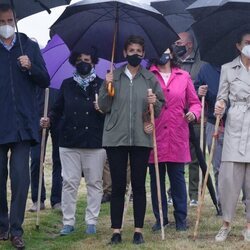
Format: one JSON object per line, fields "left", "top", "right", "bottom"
{"left": 10, "top": 0, "right": 24, "bottom": 55}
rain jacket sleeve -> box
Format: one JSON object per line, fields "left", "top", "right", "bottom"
{"left": 29, "top": 42, "right": 50, "bottom": 88}
{"left": 151, "top": 76, "right": 165, "bottom": 118}
{"left": 98, "top": 80, "right": 113, "bottom": 113}
{"left": 186, "top": 76, "right": 201, "bottom": 120}
{"left": 216, "top": 64, "right": 229, "bottom": 106}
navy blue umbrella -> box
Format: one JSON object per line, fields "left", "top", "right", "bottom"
{"left": 50, "top": 0, "right": 179, "bottom": 63}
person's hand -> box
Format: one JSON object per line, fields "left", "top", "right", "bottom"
{"left": 198, "top": 85, "right": 208, "bottom": 97}
{"left": 17, "top": 55, "right": 32, "bottom": 70}
{"left": 144, "top": 122, "right": 154, "bottom": 134}
{"left": 40, "top": 117, "right": 50, "bottom": 128}
{"left": 147, "top": 92, "right": 156, "bottom": 105}
{"left": 185, "top": 112, "right": 196, "bottom": 123}
{"left": 214, "top": 100, "right": 225, "bottom": 116}
{"left": 105, "top": 72, "right": 113, "bottom": 84}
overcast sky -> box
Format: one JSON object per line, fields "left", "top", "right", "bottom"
{"left": 17, "top": 0, "right": 156, "bottom": 48}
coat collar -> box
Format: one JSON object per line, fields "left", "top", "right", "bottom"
{"left": 114, "top": 64, "right": 154, "bottom": 81}
{"left": 229, "top": 56, "right": 241, "bottom": 68}
{"left": 150, "top": 64, "right": 183, "bottom": 76}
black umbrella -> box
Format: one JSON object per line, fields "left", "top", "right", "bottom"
{"left": 186, "top": 0, "right": 226, "bottom": 21}
{"left": 50, "top": 0, "right": 179, "bottom": 64}
{"left": 188, "top": 0, "right": 250, "bottom": 65}
{"left": 189, "top": 123, "right": 220, "bottom": 215}
{"left": 1, "top": 0, "right": 71, "bottom": 19}
{"left": 0, "top": 0, "right": 71, "bottom": 54}
{"left": 151, "top": 0, "right": 196, "bottom": 32}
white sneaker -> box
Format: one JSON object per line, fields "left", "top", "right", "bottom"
{"left": 190, "top": 199, "right": 198, "bottom": 207}
{"left": 167, "top": 198, "right": 173, "bottom": 205}
{"left": 242, "top": 228, "right": 250, "bottom": 242}
{"left": 28, "top": 202, "right": 45, "bottom": 212}
{"left": 215, "top": 226, "right": 231, "bottom": 242}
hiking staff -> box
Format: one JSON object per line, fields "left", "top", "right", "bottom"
{"left": 148, "top": 88, "right": 165, "bottom": 240}
{"left": 36, "top": 88, "right": 49, "bottom": 230}
{"left": 197, "top": 95, "right": 205, "bottom": 226}
{"left": 193, "top": 115, "right": 221, "bottom": 240}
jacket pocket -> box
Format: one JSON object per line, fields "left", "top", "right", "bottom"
{"left": 105, "top": 112, "right": 118, "bottom": 131}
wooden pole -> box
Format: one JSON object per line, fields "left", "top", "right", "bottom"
{"left": 148, "top": 89, "right": 165, "bottom": 240}
{"left": 36, "top": 88, "right": 49, "bottom": 230}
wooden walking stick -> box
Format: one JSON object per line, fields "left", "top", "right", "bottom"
{"left": 200, "top": 96, "right": 205, "bottom": 153}
{"left": 148, "top": 89, "right": 165, "bottom": 240}
{"left": 197, "top": 96, "right": 205, "bottom": 226}
{"left": 193, "top": 115, "right": 221, "bottom": 240}
{"left": 36, "top": 88, "right": 50, "bottom": 230}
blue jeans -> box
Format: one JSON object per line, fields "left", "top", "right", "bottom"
{"left": 30, "top": 127, "right": 62, "bottom": 206}
{"left": 149, "top": 162, "right": 187, "bottom": 230}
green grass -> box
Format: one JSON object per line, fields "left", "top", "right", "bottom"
{"left": 1, "top": 140, "right": 249, "bottom": 249}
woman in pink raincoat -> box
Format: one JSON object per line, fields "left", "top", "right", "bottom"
{"left": 147, "top": 47, "right": 201, "bottom": 231}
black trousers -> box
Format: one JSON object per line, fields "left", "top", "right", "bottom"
{"left": 0, "top": 141, "right": 30, "bottom": 236}
{"left": 106, "top": 146, "right": 151, "bottom": 229}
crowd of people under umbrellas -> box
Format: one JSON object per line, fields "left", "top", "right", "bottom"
{"left": 0, "top": 1, "right": 250, "bottom": 249}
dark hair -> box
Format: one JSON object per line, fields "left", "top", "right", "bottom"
{"left": 0, "top": 4, "right": 13, "bottom": 13}
{"left": 124, "top": 35, "right": 145, "bottom": 51}
{"left": 236, "top": 29, "right": 250, "bottom": 44}
{"left": 146, "top": 45, "right": 180, "bottom": 69}
{"left": 69, "top": 46, "right": 99, "bottom": 66}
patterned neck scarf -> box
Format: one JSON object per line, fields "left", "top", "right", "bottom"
{"left": 73, "top": 67, "right": 96, "bottom": 91}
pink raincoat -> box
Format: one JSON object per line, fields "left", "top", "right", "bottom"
{"left": 148, "top": 65, "right": 201, "bottom": 163}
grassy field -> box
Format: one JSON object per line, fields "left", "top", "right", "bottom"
{"left": 0, "top": 139, "right": 249, "bottom": 250}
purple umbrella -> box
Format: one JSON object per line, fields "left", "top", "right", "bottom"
{"left": 42, "top": 35, "right": 146, "bottom": 89}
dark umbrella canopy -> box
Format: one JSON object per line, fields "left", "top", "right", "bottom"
{"left": 151, "top": 0, "right": 196, "bottom": 32}
{"left": 0, "top": 0, "right": 71, "bottom": 19}
{"left": 190, "top": 1, "right": 250, "bottom": 65}
{"left": 187, "top": 0, "right": 250, "bottom": 20}
{"left": 50, "top": 0, "right": 179, "bottom": 63}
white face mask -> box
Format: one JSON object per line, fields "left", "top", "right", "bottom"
{"left": 242, "top": 45, "right": 250, "bottom": 59}
{"left": 0, "top": 24, "right": 15, "bottom": 39}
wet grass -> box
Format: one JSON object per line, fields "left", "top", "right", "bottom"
{"left": 0, "top": 139, "right": 248, "bottom": 249}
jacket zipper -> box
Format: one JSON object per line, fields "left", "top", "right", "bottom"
{"left": 129, "top": 79, "right": 133, "bottom": 145}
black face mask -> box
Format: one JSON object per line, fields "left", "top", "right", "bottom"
{"left": 76, "top": 61, "right": 92, "bottom": 75}
{"left": 173, "top": 45, "right": 187, "bottom": 58}
{"left": 158, "top": 53, "right": 170, "bottom": 65}
{"left": 126, "top": 54, "right": 142, "bottom": 67}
